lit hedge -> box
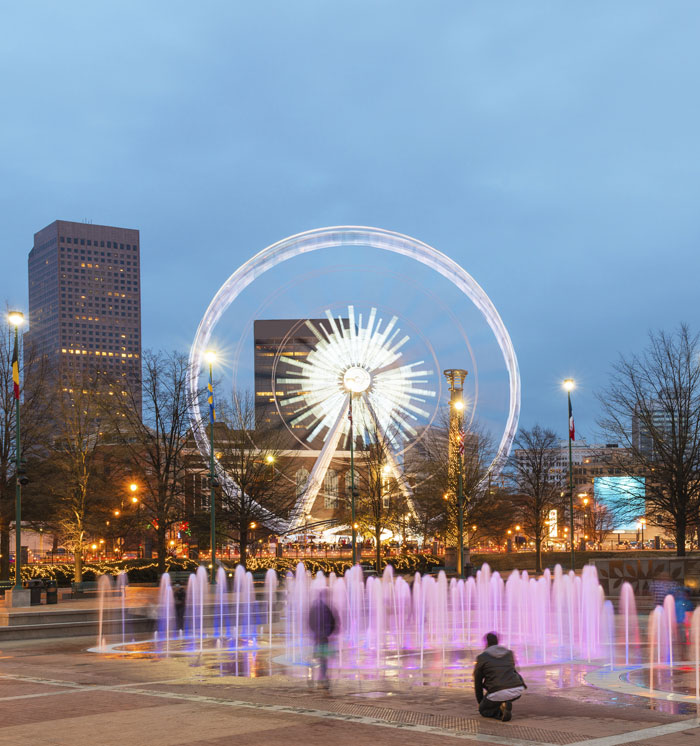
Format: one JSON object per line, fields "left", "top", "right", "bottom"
{"left": 230, "top": 553, "right": 442, "bottom": 577}
{"left": 16, "top": 557, "right": 199, "bottom": 585}
{"left": 12, "top": 553, "right": 442, "bottom": 584}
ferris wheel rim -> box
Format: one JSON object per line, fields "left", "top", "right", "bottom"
{"left": 187, "top": 226, "right": 521, "bottom": 528}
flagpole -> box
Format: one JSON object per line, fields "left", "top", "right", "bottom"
{"left": 564, "top": 379, "right": 575, "bottom": 572}
{"left": 11, "top": 320, "right": 22, "bottom": 590}
{"left": 205, "top": 351, "right": 217, "bottom": 584}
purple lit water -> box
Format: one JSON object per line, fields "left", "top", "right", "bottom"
{"left": 93, "top": 562, "right": 700, "bottom": 703}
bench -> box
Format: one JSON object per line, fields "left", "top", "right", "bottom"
{"left": 0, "top": 580, "right": 15, "bottom": 596}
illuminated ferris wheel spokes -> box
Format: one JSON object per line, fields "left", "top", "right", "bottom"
{"left": 278, "top": 306, "right": 436, "bottom": 529}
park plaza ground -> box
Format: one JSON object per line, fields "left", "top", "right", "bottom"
{"left": 0, "top": 561, "right": 699, "bottom": 745}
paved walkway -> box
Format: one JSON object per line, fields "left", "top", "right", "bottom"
{"left": 0, "top": 637, "right": 698, "bottom": 746}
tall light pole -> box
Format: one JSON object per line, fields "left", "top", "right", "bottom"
{"left": 563, "top": 378, "right": 575, "bottom": 571}
{"left": 8, "top": 312, "right": 25, "bottom": 591}
{"left": 205, "top": 350, "right": 217, "bottom": 583}
{"left": 349, "top": 395, "right": 357, "bottom": 565}
{"left": 444, "top": 369, "right": 468, "bottom": 578}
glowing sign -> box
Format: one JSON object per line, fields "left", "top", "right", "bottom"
{"left": 594, "top": 476, "right": 645, "bottom": 532}
{"left": 548, "top": 509, "right": 558, "bottom": 537}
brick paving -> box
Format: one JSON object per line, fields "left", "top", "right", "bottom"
{"left": 0, "top": 636, "right": 698, "bottom": 746}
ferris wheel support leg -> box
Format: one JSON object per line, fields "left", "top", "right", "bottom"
{"left": 288, "top": 398, "right": 350, "bottom": 530}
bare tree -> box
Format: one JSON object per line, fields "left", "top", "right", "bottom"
{"left": 509, "top": 426, "right": 566, "bottom": 572}
{"left": 48, "top": 372, "right": 113, "bottom": 581}
{"left": 345, "top": 427, "right": 409, "bottom": 572}
{"left": 582, "top": 498, "right": 615, "bottom": 547}
{"left": 598, "top": 324, "right": 700, "bottom": 556}
{"left": 214, "top": 392, "right": 296, "bottom": 568}
{"left": 406, "top": 414, "right": 497, "bottom": 564}
{"left": 106, "top": 350, "right": 194, "bottom": 573}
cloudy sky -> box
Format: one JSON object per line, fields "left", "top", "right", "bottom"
{"left": 1, "top": 1, "right": 699, "bottom": 443}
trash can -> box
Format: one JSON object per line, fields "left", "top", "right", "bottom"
{"left": 45, "top": 579, "right": 58, "bottom": 605}
{"left": 26, "top": 578, "right": 44, "bottom": 606}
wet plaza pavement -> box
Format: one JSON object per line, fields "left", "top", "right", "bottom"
{"left": 0, "top": 635, "right": 698, "bottom": 746}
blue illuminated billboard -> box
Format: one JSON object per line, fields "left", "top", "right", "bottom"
{"left": 594, "top": 476, "right": 645, "bottom": 532}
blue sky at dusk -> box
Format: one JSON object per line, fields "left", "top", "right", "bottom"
{"left": 2, "top": 1, "right": 699, "bottom": 444}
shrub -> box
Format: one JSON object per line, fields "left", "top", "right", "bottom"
{"left": 17, "top": 553, "right": 442, "bottom": 584}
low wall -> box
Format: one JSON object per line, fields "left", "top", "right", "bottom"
{"left": 591, "top": 557, "right": 700, "bottom": 595}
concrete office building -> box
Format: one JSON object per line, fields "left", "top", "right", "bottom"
{"left": 27, "top": 220, "right": 142, "bottom": 407}
{"left": 254, "top": 317, "right": 352, "bottom": 441}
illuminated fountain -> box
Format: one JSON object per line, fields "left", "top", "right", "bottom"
{"left": 90, "top": 560, "right": 700, "bottom": 709}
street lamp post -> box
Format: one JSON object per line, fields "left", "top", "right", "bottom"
{"left": 444, "top": 369, "right": 468, "bottom": 578}
{"left": 205, "top": 351, "right": 217, "bottom": 583}
{"left": 456, "top": 400, "right": 465, "bottom": 578}
{"left": 563, "top": 379, "right": 575, "bottom": 572}
{"left": 128, "top": 482, "right": 140, "bottom": 557}
{"left": 8, "top": 312, "right": 25, "bottom": 592}
{"left": 349, "top": 396, "right": 357, "bottom": 566}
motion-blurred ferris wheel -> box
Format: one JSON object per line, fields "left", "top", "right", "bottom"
{"left": 188, "top": 226, "right": 520, "bottom": 532}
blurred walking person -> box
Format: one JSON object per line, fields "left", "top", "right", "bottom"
{"left": 308, "top": 589, "right": 337, "bottom": 691}
{"left": 474, "top": 632, "right": 526, "bottom": 721}
{"left": 173, "top": 581, "right": 186, "bottom": 632}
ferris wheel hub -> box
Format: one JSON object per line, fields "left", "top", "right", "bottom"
{"left": 343, "top": 366, "right": 372, "bottom": 393}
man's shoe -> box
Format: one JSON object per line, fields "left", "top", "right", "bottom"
{"left": 500, "top": 701, "right": 512, "bottom": 722}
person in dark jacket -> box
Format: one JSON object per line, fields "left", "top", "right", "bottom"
{"left": 308, "top": 589, "right": 337, "bottom": 690}
{"left": 473, "top": 632, "right": 526, "bottom": 721}
{"left": 173, "top": 582, "right": 186, "bottom": 632}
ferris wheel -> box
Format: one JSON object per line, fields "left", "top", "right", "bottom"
{"left": 187, "top": 226, "right": 520, "bottom": 531}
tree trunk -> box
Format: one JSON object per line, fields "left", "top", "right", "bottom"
{"left": 74, "top": 546, "right": 83, "bottom": 583}
{"left": 535, "top": 535, "right": 542, "bottom": 573}
{"left": 157, "top": 524, "right": 167, "bottom": 574}
{"left": 0, "top": 521, "right": 9, "bottom": 580}
{"left": 239, "top": 528, "right": 248, "bottom": 568}
{"left": 675, "top": 518, "right": 687, "bottom": 557}
{"left": 375, "top": 526, "right": 381, "bottom": 573}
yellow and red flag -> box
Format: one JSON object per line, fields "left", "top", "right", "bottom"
{"left": 11, "top": 334, "right": 19, "bottom": 400}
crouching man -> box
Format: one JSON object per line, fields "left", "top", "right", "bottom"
{"left": 473, "top": 632, "right": 526, "bottom": 722}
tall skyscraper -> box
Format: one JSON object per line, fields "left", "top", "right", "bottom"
{"left": 27, "top": 220, "right": 142, "bottom": 407}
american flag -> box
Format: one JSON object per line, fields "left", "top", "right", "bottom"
{"left": 459, "top": 426, "right": 465, "bottom": 456}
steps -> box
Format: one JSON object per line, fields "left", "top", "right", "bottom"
{"left": 0, "top": 606, "right": 150, "bottom": 641}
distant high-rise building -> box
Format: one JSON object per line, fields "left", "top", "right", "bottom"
{"left": 27, "top": 220, "right": 142, "bottom": 408}
{"left": 632, "top": 404, "right": 674, "bottom": 459}
{"left": 254, "top": 319, "right": 327, "bottom": 440}
{"left": 253, "top": 317, "right": 354, "bottom": 442}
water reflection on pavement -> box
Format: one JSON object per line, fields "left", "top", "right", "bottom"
{"left": 193, "top": 644, "right": 699, "bottom": 716}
